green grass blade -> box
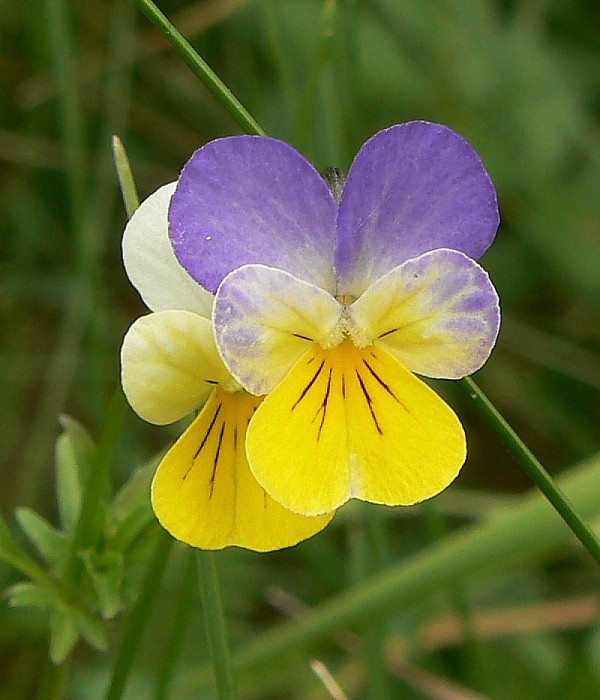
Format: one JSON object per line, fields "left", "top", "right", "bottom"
{"left": 183, "top": 453, "right": 600, "bottom": 691}
{"left": 460, "top": 376, "right": 600, "bottom": 564}
{"left": 197, "top": 550, "right": 237, "bottom": 700}
{"left": 134, "top": 0, "right": 265, "bottom": 136}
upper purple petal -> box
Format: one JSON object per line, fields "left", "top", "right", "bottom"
{"left": 335, "top": 121, "right": 500, "bottom": 297}
{"left": 169, "top": 136, "right": 337, "bottom": 294}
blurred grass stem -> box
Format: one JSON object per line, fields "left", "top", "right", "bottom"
{"left": 105, "top": 527, "right": 173, "bottom": 700}
{"left": 197, "top": 550, "right": 238, "bottom": 699}
{"left": 153, "top": 550, "right": 197, "bottom": 700}
{"left": 295, "top": 0, "right": 338, "bottom": 153}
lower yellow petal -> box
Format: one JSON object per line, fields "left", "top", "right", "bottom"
{"left": 151, "top": 387, "right": 333, "bottom": 551}
{"left": 246, "top": 341, "right": 466, "bottom": 515}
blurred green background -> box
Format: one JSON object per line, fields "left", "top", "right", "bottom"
{"left": 2, "top": 0, "right": 600, "bottom": 697}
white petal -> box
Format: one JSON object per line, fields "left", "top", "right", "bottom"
{"left": 121, "top": 310, "right": 236, "bottom": 425}
{"left": 214, "top": 264, "right": 343, "bottom": 395}
{"left": 122, "top": 183, "right": 213, "bottom": 317}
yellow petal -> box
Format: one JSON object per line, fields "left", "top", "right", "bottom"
{"left": 151, "top": 387, "right": 333, "bottom": 551}
{"left": 246, "top": 341, "right": 466, "bottom": 515}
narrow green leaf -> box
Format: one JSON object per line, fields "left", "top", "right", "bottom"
{"left": 81, "top": 549, "right": 123, "bottom": 620}
{"left": 55, "top": 415, "right": 93, "bottom": 532}
{"left": 50, "top": 607, "right": 79, "bottom": 664}
{"left": 112, "top": 135, "right": 140, "bottom": 218}
{"left": 75, "top": 610, "right": 108, "bottom": 652}
{"left": 197, "top": 550, "right": 237, "bottom": 700}
{"left": 0, "top": 510, "right": 65, "bottom": 595}
{"left": 5, "top": 582, "right": 54, "bottom": 610}
{"left": 460, "top": 376, "right": 600, "bottom": 564}
{"left": 15, "top": 508, "right": 67, "bottom": 571}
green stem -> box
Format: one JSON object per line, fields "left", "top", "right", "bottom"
{"left": 197, "top": 550, "right": 237, "bottom": 700}
{"left": 362, "top": 507, "right": 390, "bottom": 700}
{"left": 133, "top": 0, "right": 265, "bottom": 136}
{"left": 105, "top": 527, "right": 173, "bottom": 700}
{"left": 460, "top": 376, "right": 600, "bottom": 564}
{"left": 154, "top": 550, "right": 197, "bottom": 700}
{"left": 294, "top": 0, "right": 338, "bottom": 152}
{"left": 258, "top": 0, "right": 297, "bottom": 129}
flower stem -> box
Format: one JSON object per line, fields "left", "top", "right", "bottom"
{"left": 460, "top": 376, "right": 600, "bottom": 564}
{"left": 197, "top": 550, "right": 237, "bottom": 700}
{"left": 133, "top": 0, "right": 265, "bottom": 137}
{"left": 153, "top": 549, "right": 197, "bottom": 700}
{"left": 105, "top": 527, "right": 173, "bottom": 700}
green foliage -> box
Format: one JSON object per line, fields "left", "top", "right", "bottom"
{"left": 1, "top": 417, "right": 156, "bottom": 666}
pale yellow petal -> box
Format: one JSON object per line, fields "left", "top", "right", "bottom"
{"left": 121, "top": 310, "right": 234, "bottom": 425}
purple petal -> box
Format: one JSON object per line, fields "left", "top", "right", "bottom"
{"left": 169, "top": 136, "right": 337, "bottom": 294}
{"left": 335, "top": 122, "right": 499, "bottom": 296}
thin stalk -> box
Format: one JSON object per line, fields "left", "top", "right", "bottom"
{"left": 362, "top": 507, "right": 391, "bottom": 700}
{"left": 105, "top": 527, "right": 173, "bottom": 700}
{"left": 197, "top": 550, "right": 237, "bottom": 700}
{"left": 134, "top": 0, "right": 265, "bottom": 136}
{"left": 154, "top": 550, "right": 197, "bottom": 700}
{"left": 258, "top": 0, "right": 297, "bottom": 129}
{"left": 294, "top": 0, "right": 338, "bottom": 152}
{"left": 460, "top": 376, "right": 600, "bottom": 565}
{"left": 183, "top": 455, "right": 600, "bottom": 692}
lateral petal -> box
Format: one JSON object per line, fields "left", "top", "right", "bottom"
{"left": 169, "top": 136, "right": 338, "bottom": 294}
{"left": 122, "top": 183, "right": 213, "bottom": 317}
{"left": 348, "top": 249, "right": 500, "bottom": 379}
{"left": 246, "top": 342, "right": 465, "bottom": 516}
{"left": 152, "top": 388, "right": 333, "bottom": 551}
{"left": 335, "top": 122, "right": 499, "bottom": 297}
{"left": 121, "top": 310, "right": 234, "bottom": 425}
{"left": 214, "top": 264, "right": 343, "bottom": 395}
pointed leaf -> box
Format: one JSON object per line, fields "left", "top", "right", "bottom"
{"left": 81, "top": 549, "right": 123, "bottom": 620}
{"left": 15, "top": 508, "right": 67, "bottom": 571}
{"left": 50, "top": 607, "right": 78, "bottom": 664}
{"left": 109, "top": 462, "right": 156, "bottom": 552}
{"left": 55, "top": 415, "right": 94, "bottom": 531}
{"left": 4, "top": 582, "right": 54, "bottom": 609}
{"left": 75, "top": 610, "right": 108, "bottom": 651}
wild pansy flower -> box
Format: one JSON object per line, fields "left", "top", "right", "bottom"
{"left": 168, "top": 121, "right": 501, "bottom": 517}
{"left": 120, "top": 184, "right": 333, "bottom": 551}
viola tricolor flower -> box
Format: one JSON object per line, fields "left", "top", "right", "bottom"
{"left": 120, "top": 184, "right": 333, "bottom": 551}
{"left": 168, "top": 121, "right": 500, "bottom": 517}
